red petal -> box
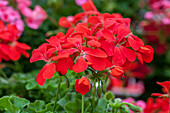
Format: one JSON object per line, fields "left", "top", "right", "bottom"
{"left": 128, "top": 36, "right": 141, "bottom": 51}
{"left": 151, "top": 93, "right": 164, "bottom": 97}
{"left": 120, "top": 46, "right": 136, "bottom": 62}
{"left": 59, "top": 17, "right": 72, "bottom": 28}
{"left": 76, "top": 23, "right": 91, "bottom": 35}
{"left": 137, "top": 52, "right": 143, "bottom": 64}
{"left": 66, "top": 28, "right": 75, "bottom": 36}
{"left": 56, "top": 59, "right": 68, "bottom": 75}
{"left": 43, "top": 63, "right": 56, "bottom": 79}
{"left": 100, "top": 40, "right": 115, "bottom": 56}
{"left": 72, "top": 56, "right": 88, "bottom": 73}
{"left": 87, "top": 40, "right": 101, "bottom": 47}
{"left": 0, "top": 20, "right": 5, "bottom": 30}
{"left": 85, "top": 48, "right": 107, "bottom": 58}
{"left": 36, "top": 65, "right": 47, "bottom": 86}
{"left": 117, "top": 26, "right": 131, "bottom": 43}
{"left": 66, "top": 57, "right": 73, "bottom": 70}
{"left": 15, "top": 41, "right": 31, "bottom": 50}
{"left": 139, "top": 45, "right": 154, "bottom": 63}
{"left": 112, "top": 47, "right": 126, "bottom": 66}
{"left": 30, "top": 51, "right": 43, "bottom": 63}
{"left": 81, "top": 0, "right": 98, "bottom": 12}
{"left": 87, "top": 16, "right": 101, "bottom": 25}
{"left": 51, "top": 48, "right": 78, "bottom": 61}
{"left": 9, "top": 46, "right": 20, "bottom": 61}
{"left": 85, "top": 55, "right": 106, "bottom": 71}
{"left": 157, "top": 81, "right": 170, "bottom": 92}
{"left": 75, "top": 79, "right": 80, "bottom": 93}
{"left": 101, "top": 28, "right": 114, "bottom": 41}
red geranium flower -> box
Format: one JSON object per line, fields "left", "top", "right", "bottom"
{"left": 75, "top": 77, "right": 91, "bottom": 95}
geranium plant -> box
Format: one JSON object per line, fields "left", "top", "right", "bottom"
{"left": 30, "top": 0, "right": 154, "bottom": 112}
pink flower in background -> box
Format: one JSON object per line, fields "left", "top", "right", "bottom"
{"left": 144, "top": 12, "right": 153, "bottom": 20}
{"left": 0, "top": 0, "right": 47, "bottom": 31}
{"left": 0, "top": 0, "right": 8, "bottom": 7}
{"left": 75, "top": 0, "right": 88, "bottom": 6}
{"left": 107, "top": 77, "right": 145, "bottom": 97}
{"left": 25, "top": 5, "right": 48, "bottom": 29}
{"left": 0, "top": 5, "right": 24, "bottom": 33}
{"left": 16, "top": 0, "right": 32, "bottom": 9}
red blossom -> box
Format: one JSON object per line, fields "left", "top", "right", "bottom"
{"left": 0, "top": 20, "right": 30, "bottom": 62}
{"left": 75, "top": 77, "right": 91, "bottom": 95}
{"left": 30, "top": 0, "right": 154, "bottom": 86}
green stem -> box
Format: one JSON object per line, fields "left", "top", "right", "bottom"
{"left": 105, "top": 72, "right": 110, "bottom": 84}
{"left": 92, "top": 78, "right": 96, "bottom": 112}
{"left": 82, "top": 95, "right": 84, "bottom": 113}
{"left": 0, "top": 69, "right": 8, "bottom": 79}
{"left": 53, "top": 76, "right": 62, "bottom": 112}
{"left": 48, "top": 15, "right": 59, "bottom": 27}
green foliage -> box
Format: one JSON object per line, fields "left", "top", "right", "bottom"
{"left": 64, "top": 98, "right": 91, "bottom": 113}
{"left": 0, "top": 96, "right": 29, "bottom": 113}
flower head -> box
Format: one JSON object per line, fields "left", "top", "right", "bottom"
{"left": 75, "top": 77, "right": 91, "bottom": 95}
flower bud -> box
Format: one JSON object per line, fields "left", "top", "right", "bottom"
{"left": 110, "top": 66, "right": 125, "bottom": 79}
{"left": 75, "top": 77, "right": 91, "bottom": 95}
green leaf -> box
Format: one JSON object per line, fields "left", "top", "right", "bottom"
{"left": 0, "top": 96, "right": 19, "bottom": 113}
{"left": 57, "top": 92, "right": 77, "bottom": 108}
{"left": 26, "top": 78, "right": 37, "bottom": 90}
{"left": 0, "top": 96, "right": 30, "bottom": 113}
{"left": 10, "top": 96, "right": 30, "bottom": 109}
{"left": 104, "top": 91, "right": 115, "bottom": 101}
{"left": 64, "top": 98, "right": 91, "bottom": 113}
{"left": 94, "top": 98, "right": 108, "bottom": 113}
{"left": 27, "top": 100, "right": 46, "bottom": 112}
{"left": 123, "top": 103, "right": 142, "bottom": 112}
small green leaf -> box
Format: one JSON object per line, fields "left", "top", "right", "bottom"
{"left": 104, "top": 91, "right": 115, "bottom": 101}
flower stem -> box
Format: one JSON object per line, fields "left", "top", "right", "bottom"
{"left": 53, "top": 76, "right": 62, "bottom": 112}
{"left": 0, "top": 69, "right": 8, "bottom": 79}
{"left": 105, "top": 72, "right": 110, "bottom": 84}
{"left": 82, "top": 95, "right": 84, "bottom": 113}
{"left": 92, "top": 78, "right": 96, "bottom": 112}
{"left": 48, "top": 15, "right": 59, "bottom": 27}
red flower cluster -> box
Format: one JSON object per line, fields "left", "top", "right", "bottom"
{"left": 144, "top": 81, "right": 170, "bottom": 113}
{"left": 144, "top": 97, "right": 169, "bottom": 113}
{"left": 0, "top": 20, "right": 31, "bottom": 62}
{"left": 30, "top": 0, "right": 154, "bottom": 86}
{"left": 75, "top": 77, "right": 91, "bottom": 95}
